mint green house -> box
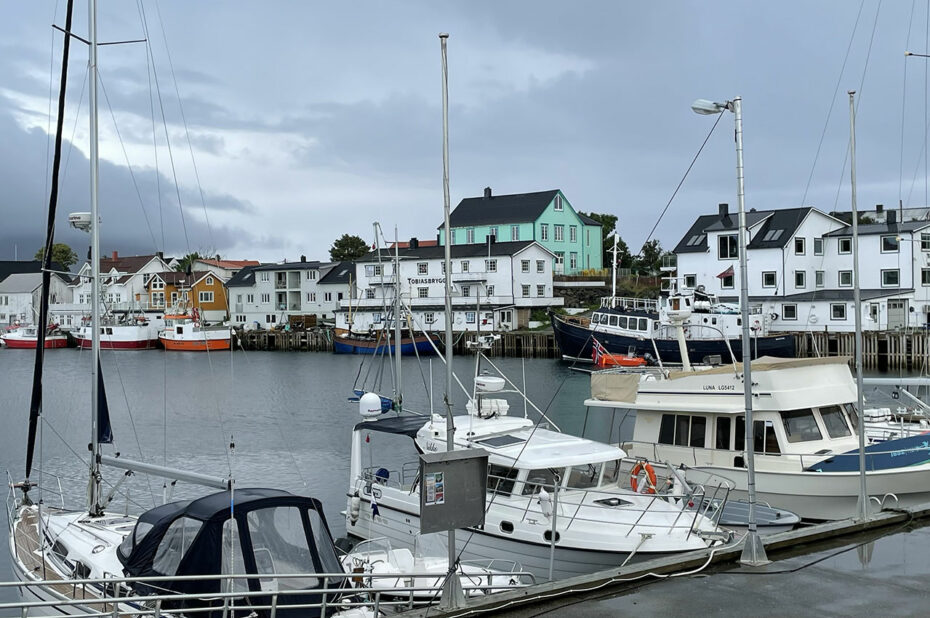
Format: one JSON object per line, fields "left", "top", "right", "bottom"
{"left": 438, "top": 188, "right": 603, "bottom": 275}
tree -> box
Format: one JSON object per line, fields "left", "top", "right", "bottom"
{"left": 35, "top": 243, "right": 77, "bottom": 270}
{"left": 329, "top": 234, "right": 370, "bottom": 261}
{"left": 634, "top": 239, "right": 666, "bottom": 275}
{"left": 175, "top": 252, "right": 202, "bottom": 273}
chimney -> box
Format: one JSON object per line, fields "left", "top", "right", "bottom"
{"left": 876, "top": 204, "right": 884, "bottom": 213}
{"left": 300, "top": 255, "right": 306, "bottom": 262}
{"left": 718, "top": 203, "right": 729, "bottom": 219}
{"left": 409, "top": 237, "right": 419, "bottom": 249}
{"left": 887, "top": 210, "right": 897, "bottom": 225}
{"left": 484, "top": 187, "right": 492, "bottom": 199}
{"left": 157, "top": 251, "right": 164, "bottom": 260}
{"left": 112, "top": 250, "right": 118, "bottom": 260}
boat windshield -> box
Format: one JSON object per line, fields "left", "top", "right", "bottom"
{"left": 522, "top": 468, "right": 559, "bottom": 495}
{"left": 781, "top": 409, "right": 824, "bottom": 442}
{"left": 819, "top": 405, "right": 852, "bottom": 438}
{"left": 246, "top": 506, "right": 320, "bottom": 590}
{"left": 566, "top": 463, "right": 602, "bottom": 490}
{"left": 601, "top": 459, "right": 622, "bottom": 487}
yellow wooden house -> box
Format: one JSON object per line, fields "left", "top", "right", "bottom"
{"left": 145, "top": 271, "right": 229, "bottom": 322}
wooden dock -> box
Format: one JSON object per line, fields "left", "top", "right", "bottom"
{"left": 795, "top": 330, "right": 930, "bottom": 370}
{"left": 235, "top": 329, "right": 333, "bottom": 352}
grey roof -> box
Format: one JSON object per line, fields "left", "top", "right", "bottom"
{"left": 443, "top": 190, "right": 560, "bottom": 228}
{"left": 225, "top": 265, "right": 257, "bottom": 288}
{"left": 823, "top": 221, "right": 930, "bottom": 237}
{"left": 0, "top": 272, "right": 43, "bottom": 293}
{"left": 0, "top": 260, "right": 67, "bottom": 283}
{"left": 251, "top": 260, "right": 324, "bottom": 271}
{"left": 746, "top": 208, "right": 814, "bottom": 249}
{"left": 576, "top": 212, "right": 603, "bottom": 226}
{"left": 360, "top": 240, "right": 549, "bottom": 261}
{"left": 704, "top": 210, "right": 770, "bottom": 232}
{"left": 720, "top": 289, "right": 914, "bottom": 304}
{"left": 318, "top": 261, "right": 356, "bottom": 285}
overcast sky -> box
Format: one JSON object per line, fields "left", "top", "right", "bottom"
{"left": 0, "top": 1, "right": 926, "bottom": 264}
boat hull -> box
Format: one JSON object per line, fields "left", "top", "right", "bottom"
{"left": 159, "top": 336, "right": 230, "bottom": 351}
{"left": 0, "top": 335, "right": 69, "bottom": 349}
{"left": 76, "top": 336, "right": 158, "bottom": 349}
{"left": 333, "top": 334, "right": 439, "bottom": 355}
{"left": 550, "top": 312, "right": 795, "bottom": 363}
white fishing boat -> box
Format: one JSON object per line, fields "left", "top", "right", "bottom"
{"left": 584, "top": 356, "right": 930, "bottom": 521}
{"left": 73, "top": 312, "right": 161, "bottom": 349}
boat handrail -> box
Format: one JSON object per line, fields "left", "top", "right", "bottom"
{"left": 599, "top": 296, "right": 659, "bottom": 312}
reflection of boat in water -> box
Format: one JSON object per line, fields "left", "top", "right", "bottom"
{"left": 333, "top": 328, "right": 440, "bottom": 355}
{"left": 0, "top": 324, "right": 69, "bottom": 349}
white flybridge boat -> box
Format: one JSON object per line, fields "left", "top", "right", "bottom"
{"left": 584, "top": 356, "right": 930, "bottom": 521}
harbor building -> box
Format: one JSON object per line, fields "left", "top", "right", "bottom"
{"left": 193, "top": 257, "right": 260, "bottom": 280}
{"left": 674, "top": 203, "right": 930, "bottom": 332}
{"left": 0, "top": 272, "right": 71, "bottom": 327}
{"left": 438, "top": 187, "right": 603, "bottom": 275}
{"left": 143, "top": 271, "right": 229, "bottom": 322}
{"left": 335, "top": 238, "right": 563, "bottom": 333}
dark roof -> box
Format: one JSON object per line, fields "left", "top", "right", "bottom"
{"left": 225, "top": 265, "right": 257, "bottom": 288}
{"left": 823, "top": 221, "right": 930, "bottom": 237}
{"left": 0, "top": 260, "right": 67, "bottom": 283}
{"left": 746, "top": 208, "right": 813, "bottom": 249}
{"left": 576, "top": 212, "right": 603, "bottom": 226}
{"left": 151, "top": 270, "right": 212, "bottom": 285}
{"left": 252, "top": 260, "right": 323, "bottom": 271}
{"left": 443, "top": 189, "right": 560, "bottom": 228}
{"left": 99, "top": 254, "right": 161, "bottom": 273}
{"left": 673, "top": 214, "right": 719, "bottom": 254}
{"left": 318, "top": 261, "right": 356, "bottom": 285}
{"left": 721, "top": 289, "right": 914, "bottom": 304}
{"left": 360, "top": 240, "right": 546, "bottom": 262}
{"left": 704, "top": 210, "right": 770, "bottom": 232}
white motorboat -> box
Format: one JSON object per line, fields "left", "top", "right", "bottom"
{"left": 585, "top": 356, "right": 930, "bottom": 521}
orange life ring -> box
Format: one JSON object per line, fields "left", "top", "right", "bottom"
{"left": 630, "top": 461, "right": 657, "bottom": 494}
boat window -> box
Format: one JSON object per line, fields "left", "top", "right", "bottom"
{"left": 601, "top": 460, "right": 621, "bottom": 486}
{"left": 488, "top": 464, "right": 519, "bottom": 497}
{"left": 844, "top": 403, "right": 859, "bottom": 431}
{"left": 781, "top": 409, "right": 823, "bottom": 442}
{"left": 307, "top": 508, "right": 341, "bottom": 573}
{"left": 153, "top": 517, "right": 203, "bottom": 575}
{"left": 609, "top": 315, "right": 619, "bottom": 327}
{"left": 658, "top": 415, "right": 675, "bottom": 444}
{"left": 715, "top": 417, "right": 731, "bottom": 450}
{"left": 222, "top": 519, "right": 249, "bottom": 592}
{"left": 177, "top": 326, "right": 184, "bottom": 335}
{"left": 500, "top": 521, "right": 514, "bottom": 533}
{"left": 247, "top": 506, "right": 319, "bottom": 590}
{"left": 820, "top": 405, "right": 851, "bottom": 438}
{"left": 675, "top": 415, "right": 690, "bottom": 446}
{"left": 566, "top": 463, "right": 602, "bottom": 490}
{"left": 754, "top": 420, "right": 780, "bottom": 454}
{"left": 638, "top": 318, "right": 649, "bottom": 331}
{"left": 522, "top": 468, "right": 559, "bottom": 495}
{"left": 690, "top": 416, "right": 706, "bottom": 448}
{"left": 591, "top": 314, "right": 600, "bottom": 324}
{"left": 618, "top": 316, "right": 628, "bottom": 329}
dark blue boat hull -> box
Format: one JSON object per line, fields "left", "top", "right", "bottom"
{"left": 550, "top": 312, "right": 796, "bottom": 364}
{"left": 333, "top": 335, "right": 438, "bottom": 355}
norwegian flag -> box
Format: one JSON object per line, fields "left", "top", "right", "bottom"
{"left": 592, "top": 338, "right": 608, "bottom": 365}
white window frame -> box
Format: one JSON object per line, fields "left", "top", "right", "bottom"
{"left": 923, "top": 269, "right": 930, "bottom": 286}
{"left": 782, "top": 304, "right": 798, "bottom": 320}
{"left": 536, "top": 260, "right": 545, "bottom": 273}
{"left": 540, "top": 224, "right": 549, "bottom": 241}
{"left": 521, "top": 260, "right": 530, "bottom": 273}
{"left": 721, "top": 274, "right": 734, "bottom": 289}
{"left": 554, "top": 225, "right": 564, "bottom": 242}
{"left": 815, "top": 270, "right": 824, "bottom": 288}
{"left": 838, "top": 271, "right": 852, "bottom": 287}
{"left": 838, "top": 237, "right": 852, "bottom": 254}
{"left": 521, "top": 284, "right": 530, "bottom": 297}
{"left": 881, "top": 269, "right": 900, "bottom": 287}
{"left": 881, "top": 235, "right": 900, "bottom": 253}
{"left": 198, "top": 291, "right": 214, "bottom": 303}
{"left": 536, "top": 284, "right": 545, "bottom": 297}
{"left": 417, "top": 262, "right": 428, "bottom": 275}
{"left": 761, "top": 272, "right": 776, "bottom": 288}
{"left": 831, "top": 303, "right": 847, "bottom": 320}
{"left": 461, "top": 260, "right": 469, "bottom": 272}
{"left": 466, "top": 228, "right": 475, "bottom": 244}
{"left": 794, "top": 237, "right": 805, "bottom": 255}
{"left": 418, "top": 287, "right": 428, "bottom": 298}
{"left": 485, "top": 259, "right": 497, "bottom": 272}
{"left": 813, "top": 238, "right": 824, "bottom": 256}
{"left": 511, "top": 225, "right": 520, "bottom": 241}
{"left": 794, "top": 270, "right": 806, "bottom": 289}
{"left": 554, "top": 194, "right": 563, "bottom": 211}
{"left": 569, "top": 225, "right": 577, "bottom": 243}
{"left": 489, "top": 226, "right": 499, "bottom": 241}
{"left": 922, "top": 233, "right": 930, "bottom": 251}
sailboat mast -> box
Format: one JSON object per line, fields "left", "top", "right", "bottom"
{"left": 849, "top": 91, "right": 868, "bottom": 520}
{"left": 394, "top": 226, "right": 402, "bottom": 412}
{"left": 88, "top": 0, "right": 103, "bottom": 515}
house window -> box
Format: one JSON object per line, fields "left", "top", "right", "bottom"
{"left": 838, "top": 237, "right": 852, "bottom": 254}
{"left": 554, "top": 194, "right": 563, "bottom": 211}
{"left": 485, "top": 259, "right": 497, "bottom": 272}
{"left": 762, "top": 272, "right": 776, "bottom": 288}
{"left": 718, "top": 234, "right": 738, "bottom": 259}
{"left": 424, "top": 312, "right": 435, "bottom": 323}
{"left": 489, "top": 226, "right": 498, "bottom": 241}
{"left": 260, "top": 272, "right": 270, "bottom": 281}
{"left": 151, "top": 292, "right": 165, "bottom": 307}
{"left": 570, "top": 252, "right": 578, "bottom": 270}
{"left": 923, "top": 269, "right": 930, "bottom": 286}
{"left": 261, "top": 293, "right": 270, "bottom": 303}
{"left": 236, "top": 294, "right": 242, "bottom": 303}
{"left": 461, "top": 260, "right": 469, "bottom": 272}
{"left": 721, "top": 274, "right": 734, "bottom": 289}
{"left": 205, "top": 276, "right": 214, "bottom": 286}
{"left": 466, "top": 228, "right": 475, "bottom": 244}
{"left": 417, "top": 262, "right": 428, "bottom": 275}
{"left": 486, "top": 285, "right": 495, "bottom": 297}
{"left": 569, "top": 226, "right": 577, "bottom": 243}
{"left": 521, "top": 260, "right": 530, "bottom": 273}
{"left": 511, "top": 225, "right": 520, "bottom": 241}
{"left": 554, "top": 225, "right": 564, "bottom": 242}
{"left": 418, "top": 287, "right": 428, "bottom": 298}
{"left": 881, "top": 235, "right": 900, "bottom": 253}
{"left": 247, "top": 294, "right": 254, "bottom": 303}
{"left": 466, "top": 311, "right": 476, "bottom": 324}
{"left": 838, "top": 271, "right": 852, "bottom": 287}
{"left": 794, "top": 237, "right": 805, "bottom": 255}
{"left": 462, "top": 285, "right": 471, "bottom": 297}
{"left": 537, "top": 260, "right": 545, "bottom": 273}
{"left": 366, "top": 289, "right": 375, "bottom": 299}
{"left": 199, "top": 291, "right": 214, "bottom": 303}
{"left": 922, "top": 233, "right": 930, "bottom": 251}
{"left": 782, "top": 304, "right": 798, "bottom": 320}
{"left": 170, "top": 292, "right": 178, "bottom": 305}
{"left": 324, "top": 292, "right": 332, "bottom": 301}
{"left": 441, "top": 261, "right": 446, "bottom": 274}
{"left": 815, "top": 270, "right": 824, "bottom": 287}
{"left": 795, "top": 270, "right": 806, "bottom": 289}
{"left": 683, "top": 274, "right": 697, "bottom": 288}
{"left": 540, "top": 224, "right": 549, "bottom": 241}
{"left": 814, "top": 238, "right": 824, "bottom": 255}
{"left": 831, "top": 303, "right": 847, "bottom": 320}
{"left": 882, "top": 269, "right": 900, "bottom": 287}
{"left": 151, "top": 279, "right": 164, "bottom": 290}
{"left": 537, "top": 284, "right": 545, "bottom": 297}
{"left": 306, "top": 270, "right": 316, "bottom": 280}
{"left": 522, "top": 284, "right": 530, "bottom": 297}
{"left": 310, "top": 292, "right": 316, "bottom": 302}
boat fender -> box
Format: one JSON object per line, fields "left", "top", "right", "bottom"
{"left": 349, "top": 493, "right": 361, "bottom": 525}
{"left": 537, "top": 488, "right": 552, "bottom": 517}
{"left": 630, "top": 461, "right": 657, "bottom": 494}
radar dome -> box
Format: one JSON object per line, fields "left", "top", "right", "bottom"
{"left": 359, "top": 392, "right": 383, "bottom": 418}
{"left": 475, "top": 375, "right": 505, "bottom": 393}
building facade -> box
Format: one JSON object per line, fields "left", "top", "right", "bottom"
{"left": 144, "top": 271, "right": 229, "bottom": 322}
{"left": 336, "top": 240, "right": 563, "bottom": 333}
{"left": 438, "top": 188, "right": 603, "bottom": 275}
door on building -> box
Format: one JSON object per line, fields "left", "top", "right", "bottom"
{"left": 499, "top": 309, "right": 513, "bottom": 331}
{"left": 554, "top": 253, "right": 564, "bottom": 275}
{"left": 887, "top": 299, "right": 907, "bottom": 329}
{"left": 868, "top": 303, "right": 879, "bottom": 324}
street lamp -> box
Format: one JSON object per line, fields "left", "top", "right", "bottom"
{"left": 692, "top": 96, "right": 769, "bottom": 567}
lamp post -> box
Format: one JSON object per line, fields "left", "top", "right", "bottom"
{"left": 692, "top": 96, "right": 768, "bottom": 566}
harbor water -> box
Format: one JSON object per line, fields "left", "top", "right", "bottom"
{"left": 0, "top": 347, "right": 594, "bottom": 604}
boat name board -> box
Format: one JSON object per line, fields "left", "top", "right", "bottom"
{"left": 703, "top": 384, "right": 736, "bottom": 391}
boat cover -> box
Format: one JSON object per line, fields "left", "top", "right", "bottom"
{"left": 806, "top": 432, "right": 930, "bottom": 472}
{"left": 354, "top": 415, "right": 426, "bottom": 438}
